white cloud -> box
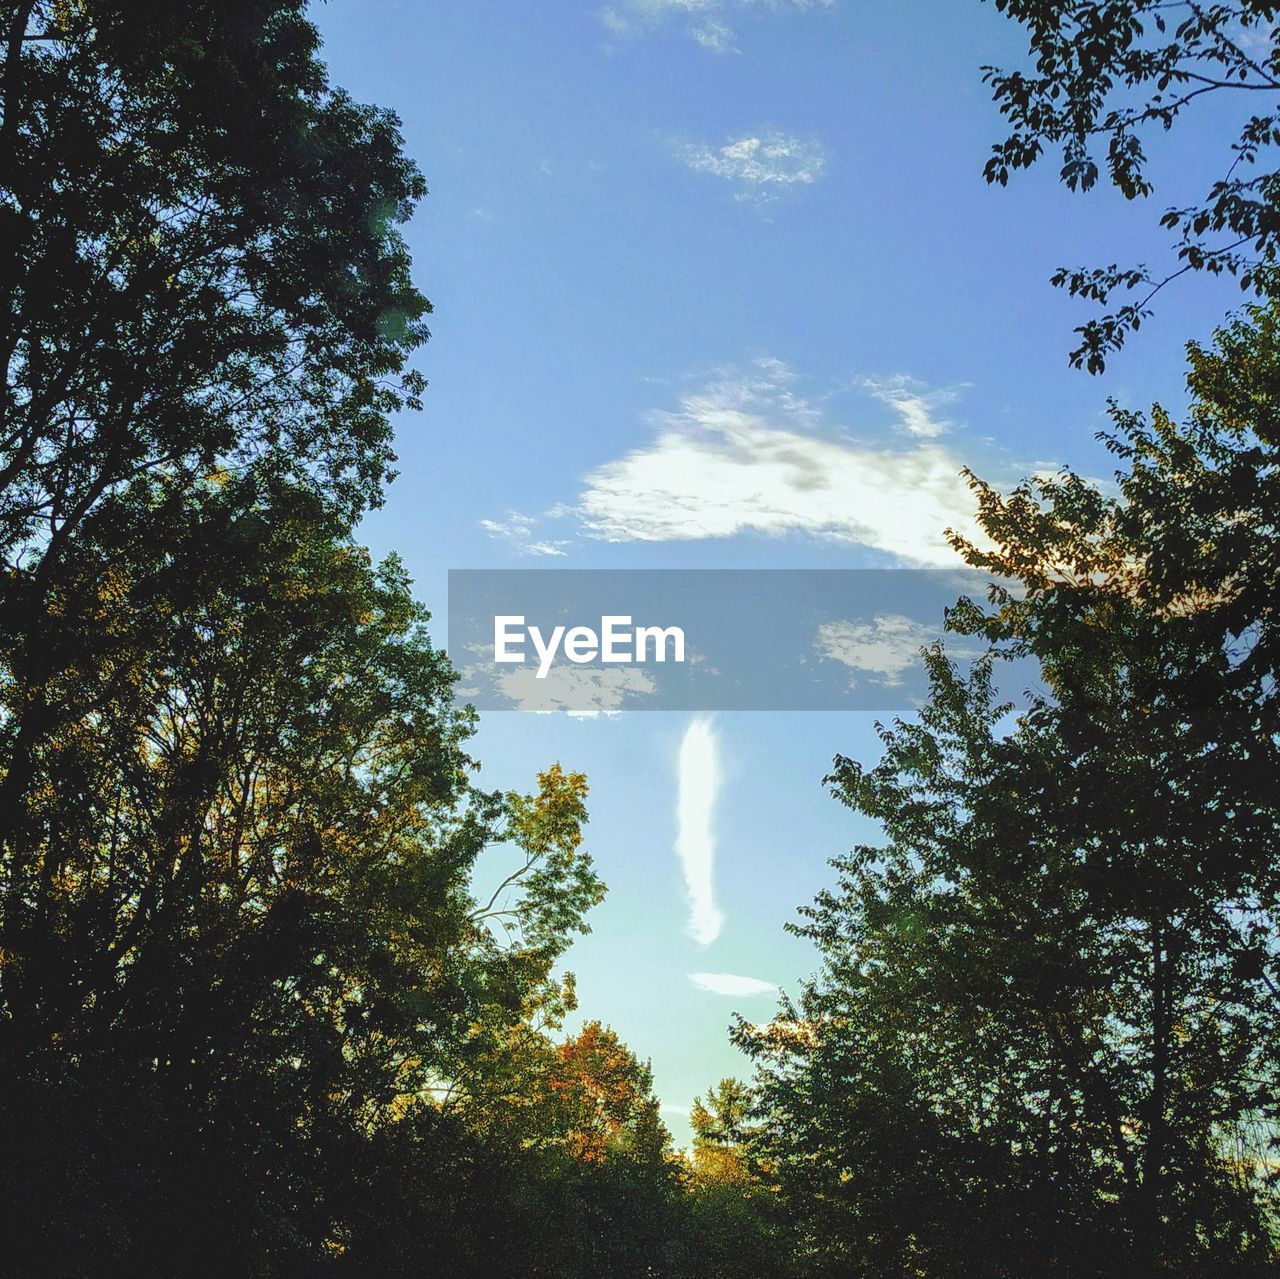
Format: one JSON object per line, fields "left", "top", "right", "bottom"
{"left": 815, "top": 614, "right": 933, "bottom": 687}
{"left": 602, "top": 0, "right": 834, "bottom": 52}
{"left": 861, "top": 374, "right": 963, "bottom": 439}
{"left": 689, "top": 971, "right": 777, "bottom": 996}
{"left": 1230, "top": 18, "right": 1275, "bottom": 55}
{"left": 575, "top": 361, "right": 982, "bottom": 567}
{"left": 676, "top": 131, "right": 826, "bottom": 202}
{"left": 480, "top": 512, "right": 570, "bottom": 557}
{"left": 676, "top": 717, "right": 724, "bottom": 945}
{"left": 691, "top": 19, "right": 736, "bottom": 51}
{"left": 492, "top": 663, "right": 657, "bottom": 714}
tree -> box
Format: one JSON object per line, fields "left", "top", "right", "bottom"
{"left": 0, "top": 0, "right": 430, "bottom": 890}
{"left": 0, "top": 5, "right": 745, "bottom": 1275}
{"left": 981, "top": 0, "right": 1280, "bottom": 370}
{"left": 338, "top": 1019, "right": 691, "bottom": 1279}
{"left": 684, "top": 1079, "right": 793, "bottom": 1279}
{"left": 739, "top": 309, "right": 1280, "bottom": 1275}
{"left": 0, "top": 470, "right": 605, "bottom": 1272}
{"left": 1111, "top": 300, "right": 1280, "bottom": 705}
{"left": 690, "top": 1078, "right": 757, "bottom": 1186}
{"left": 0, "top": 6, "right": 466, "bottom": 1265}
{"left": 542, "top": 1021, "right": 673, "bottom": 1167}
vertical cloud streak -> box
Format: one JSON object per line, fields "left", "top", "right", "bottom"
{"left": 676, "top": 717, "right": 724, "bottom": 944}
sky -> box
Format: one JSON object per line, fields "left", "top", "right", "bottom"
{"left": 311, "top": 0, "right": 1250, "bottom": 1144}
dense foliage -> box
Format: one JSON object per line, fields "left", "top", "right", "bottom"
{"left": 738, "top": 307, "right": 1280, "bottom": 1275}
{"left": 0, "top": 4, "right": 726, "bottom": 1274}
{"left": 7, "top": 1, "right": 1280, "bottom": 1275}
{"left": 716, "top": 12, "right": 1280, "bottom": 1272}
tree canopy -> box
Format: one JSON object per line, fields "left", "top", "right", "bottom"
{"left": 8, "top": 1, "right": 1280, "bottom": 1275}
{"left": 0, "top": 5, "right": 686, "bottom": 1272}
{"left": 738, "top": 305, "right": 1280, "bottom": 1275}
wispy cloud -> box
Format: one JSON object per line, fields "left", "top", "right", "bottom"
{"left": 480, "top": 511, "right": 570, "bottom": 557}
{"left": 689, "top": 971, "right": 776, "bottom": 996}
{"left": 602, "top": 0, "right": 834, "bottom": 53}
{"left": 675, "top": 131, "right": 826, "bottom": 202}
{"left": 690, "top": 18, "right": 736, "bottom": 51}
{"left": 815, "top": 615, "right": 935, "bottom": 687}
{"left": 574, "top": 360, "right": 982, "bottom": 566}
{"left": 479, "top": 362, "right": 986, "bottom": 566}
{"left": 861, "top": 374, "right": 963, "bottom": 439}
{"left": 490, "top": 663, "right": 657, "bottom": 714}
{"left": 676, "top": 717, "right": 724, "bottom": 945}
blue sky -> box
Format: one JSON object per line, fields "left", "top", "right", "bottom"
{"left": 313, "top": 0, "right": 1248, "bottom": 1142}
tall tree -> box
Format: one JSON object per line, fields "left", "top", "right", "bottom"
{"left": 0, "top": 471, "right": 605, "bottom": 1272}
{"left": 0, "top": 7, "right": 628, "bottom": 1270}
{"left": 0, "top": 0, "right": 429, "bottom": 885}
{"left": 740, "top": 309, "right": 1280, "bottom": 1275}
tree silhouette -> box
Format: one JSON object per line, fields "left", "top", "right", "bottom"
{"left": 982, "top": 1, "right": 1280, "bottom": 370}
{"left": 740, "top": 309, "right": 1280, "bottom": 1275}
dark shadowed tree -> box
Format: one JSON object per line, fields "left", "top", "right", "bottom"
{"left": 0, "top": 470, "right": 605, "bottom": 1272}
{"left": 0, "top": 0, "right": 430, "bottom": 890}
{"left": 739, "top": 308, "right": 1280, "bottom": 1276}
{"left": 339, "top": 1017, "right": 700, "bottom": 1279}
{"left": 0, "top": 6, "right": 647, "bottom": 1272}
